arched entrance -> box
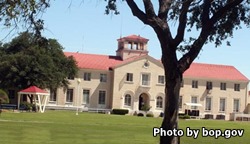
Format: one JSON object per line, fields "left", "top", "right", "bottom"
{"left": 138, "top": 93, "right": 149, "bottom": 110}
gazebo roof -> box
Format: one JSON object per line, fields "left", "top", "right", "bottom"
{"left": 18, "top": 86, "right": 49, "bottom": 113}
{"left": 18, "top": 86, "right": 49, "bottom": 95}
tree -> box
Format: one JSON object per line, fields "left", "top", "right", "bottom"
{"left": 1, "top": 0, "right": 250, "bottom": 143}
{"left": 0, "top": 32, "right": 78, "bottom": 95}
{"left": 0, "top": 0, "right": 50, "bottom": 37}
{"left": 105, "top": 0, "right": 250, "bottom": 143}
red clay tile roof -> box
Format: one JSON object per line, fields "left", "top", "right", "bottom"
{"left": 65, "top": 52, "right": 249, "bottom": 82}
{"left": 184, "top": 63, "right": 249, "bottom": 82}
{"left": 19, "top": 86, "right": 48, "bottom": 93}
{"left": 64, "top": 52, "right": 144, "bottom": 70}
{"left": 118, "top": 35, "right": 149, "bottom": 42}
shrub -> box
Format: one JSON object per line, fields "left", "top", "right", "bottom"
{"left": 140, "top": 105, "right": 151, "bottom": 112}
{"left": 0, "top": 89, "right": 9, "bottom": 104}
{"left": 159, "top": 112, "right": 164, "bottom": 117}
{"left": 179, "top": 114, "right": 190, "bottom": 119}
{"left": 133, "top": 111, "right": 137, "bottom": 116}
{"left": 20, "top": 102, "right": 35, "bottom": 111}
{"left": 112, "top": 109, "right": 129, "bottom": 115}
{"left": 146, "top": 113, "right": 154, "bottom": 117}
{"left": 137, "top": 113, "right": 144, "bottom": 117}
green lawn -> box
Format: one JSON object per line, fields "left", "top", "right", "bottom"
{"left": 0, "top": 110, "right": 249, "bottom": 144}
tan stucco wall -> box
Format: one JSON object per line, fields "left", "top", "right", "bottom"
{"left": 50, "top": 57, "right": 249, "bottom": 120}
{"left": 180, "top": 77, "right": 249, "bottom": 120}
{"left": 111, "top": 56, "right": 165, "bottom": 115}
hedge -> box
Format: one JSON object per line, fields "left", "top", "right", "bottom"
{"left": 112, "top": 109, "right": 129, "bottom": 115}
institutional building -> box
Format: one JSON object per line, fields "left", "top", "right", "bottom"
{"left": 47, "top": 35, "right": 249, "bottom": 120}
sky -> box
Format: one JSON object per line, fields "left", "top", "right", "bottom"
{"left": 1, "top": 0, "right": 250, "bottom": 81}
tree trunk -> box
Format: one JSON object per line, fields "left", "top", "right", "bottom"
{"left": 160, "top": 72, "right": 182, "bottom": 144}
{"left": 153, "top": 27, "right": 182, "bottom": 144}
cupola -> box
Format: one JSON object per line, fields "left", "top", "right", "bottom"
{"left": 116, "top": 35, "right": 149, "bottom": 60}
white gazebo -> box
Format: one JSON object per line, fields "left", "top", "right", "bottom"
{"left": 18, "top": 86, "right": 49, "bottom": 113}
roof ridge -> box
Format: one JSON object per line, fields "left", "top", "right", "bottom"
{"left": 64, "top": 51, "right": 117, "bottom": 57}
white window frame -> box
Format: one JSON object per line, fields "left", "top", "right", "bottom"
{"left": 66, "top": 88, "right": 74, "bottom": 103}
{"left": 126, "top": 73, "right": 133, "bottom": 82}
{"left": 205, "top": 97, "right": 212, "bottom": 111}
{"left": 82, "top": 89, "right": 90, "bottom": 104}
{"left": 220, "top": 82, "right": 226, "bottom": 90}
{"left": 49, "top": 90, "right": 57, "bottom": 102}
{"left": 98, "top": 90, "right": 106, "bottom": 105}
{"left": 156, "top": 96, "right": 163, "bottom": 108}
{"left": 124, "top": 94, "right": 132, "bottom": 106}
{"left": 158, "top": 75, "right": 165, "bottom": 84}
{"left": 191, "top": 96, "right": 198, "bottom": 109}
{"left": 100, "top": 74, "right": 107, "bottom": 82}
{"left": 234, "top": 84, "right": 240, "bottom": 91}
{"left": 83, "top": 72, "right": 91, "bottom": 81}
{"left": 141, "top": 73, "right": 150, "bottom": 86}
{"left": 206, "top": 81, "right": 213, "bottom": 90}
{"left": 233, "top": 99, "right": 240, "bottom": 112}
{"left": 219, "top": 98, "right": 226, "bottom": 112}
{"left": 192, "top": 80, "right": 198, "bottom": 88}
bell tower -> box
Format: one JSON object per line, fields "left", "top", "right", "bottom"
{"left": 116, "top": 35, "right": 149, "bottom": 60}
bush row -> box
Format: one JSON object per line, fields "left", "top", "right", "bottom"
{"left": 111, "top": 109, "right": 129, "bottom": 115}
{"left": 111, "top": 109, "right": 155, "bottom": 117}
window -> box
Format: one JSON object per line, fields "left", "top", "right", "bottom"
{"left": 100, "top": 74, "right": 107, "bottom": 82}
{"left": 126, "top": 73, "right": 133, "bottom": 82}
{"left": 234, "top": 84, "right": 240, "bottom": 91}
{"left": 220, "top": 83, "right": 226, "bottom": 90}
{"left": 141, "top": 73, "right": 150, "bottom": 86}
{"left": 83, "top": 73, "right": 91, "bottom": 81}
{"left": 156, "top": 96, "right": 163, "bottom": 108}
{"left": 124, "top": 94, "right": 131, "bottom": 106}
{"left": 83, "top": 90, "right": 90, "bottom": 104}
{"left": 66, "top": 89, "right": 73, "bottom": 102}
{"left": 179, "top": 96, "right": 183, "bottom": 109}
{"left": 206, "top": 81, "right": 213, "bottom": 90}
{"left": 233, "top": 99, "right": 240, "bottom": 112}
{"left": 50, "top": 90, "right": 57, "bottom": 102}
{"left": 158, "top": 75, "right": 165, "bottom": 84}
{"left": 219, "top": 98, "right": 226, "bottom": 112}
{"left": 191, "top": 96, "right": 198, "bottom": 109}
{"left": 205, "top": 97, "right": 212, "bottom": 111}
{"left": 98, "top": 90, "right": 106, "bottom": 105}
{"left": 192, "top": 80, "right": 198, "bottom": 88}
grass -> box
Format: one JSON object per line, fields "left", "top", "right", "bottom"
{"left": 0, "top": 110, "right": 249, "bottom": 144}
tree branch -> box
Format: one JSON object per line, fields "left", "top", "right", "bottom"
{"left": 143, "top": 0, "right": 157, "bottom": 18}
{"left": 158, "top": 0, "right": 172, "bottom": 20}
{"left": 173, "top": 0, "right": 193, "bottom": 47}
{"left": 202, "top": 0, "right": 212, "bottom": 27}
{"left": 125, "top": 0, "right": 149, "bottom": 24}
{"left": 177, "top": 29, "right": 210, "bottom": 73}
{"left": 210, "top": 0, "right": 243, "bottom": 25}
{"left": 126, "top": 0, "right": 168, "bottom": 29}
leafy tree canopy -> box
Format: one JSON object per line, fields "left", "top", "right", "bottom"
{"left": 0, "top": 0, "right": 50, "bottom": 37}
{"left": 105, "top": 0, "right": 250, "bottom": 51}
{"left": 0, "top": 32, "right": 78, "bottom": 91}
